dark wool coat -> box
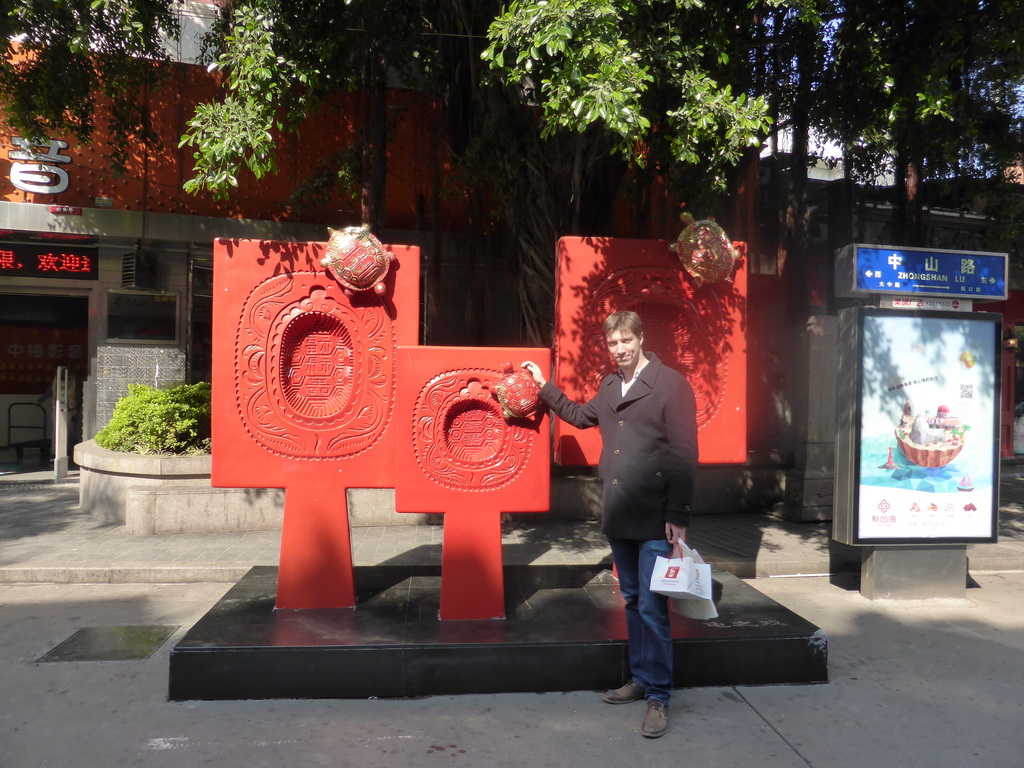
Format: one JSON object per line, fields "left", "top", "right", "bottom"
{"left": 539, "top": 352, "right": 698, "bottom": 540}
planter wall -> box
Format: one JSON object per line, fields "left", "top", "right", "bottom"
{"left": 72, "top": 442, "right": 786, "bottom": 535}
{"left": 73, "top": 440, "right": 423, "bottom": 534}
{"left": 75, "top": 440, "right": 283, "bottom": 534}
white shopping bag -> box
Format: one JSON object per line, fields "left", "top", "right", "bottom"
{"left": 649, "top": 539, "right": 718, "bottom": 619}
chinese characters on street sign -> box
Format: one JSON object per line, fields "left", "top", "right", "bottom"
{"left": 835, "top": 244, "right": 1008, "bottom": 301}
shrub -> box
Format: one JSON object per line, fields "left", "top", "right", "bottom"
{"left": 95, "top": 382, "right": 212, "bottom": 455}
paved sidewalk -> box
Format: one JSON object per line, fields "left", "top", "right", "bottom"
{"left": 3, "top": 572, "right": 1023, "bottom": 766}
{"left": 2, "top": 464, "right": 1024, "bottom": 583}
{"left": 4, "top": 465, "right": 1024, "bottom": 767}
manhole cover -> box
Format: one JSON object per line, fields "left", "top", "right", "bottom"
{"left": 36, "top": 625, "right": 179, "bottom": 662}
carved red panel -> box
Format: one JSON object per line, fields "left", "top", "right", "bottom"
{"left": 395, "top": 346, "right": 551, "bottom": 620}
{"left": 236, "top": 275, "right": 393, "bottom": 458}
{"left": 412, "top": 369, "right": 535, "bottom": 491}
{"left": 553, "top": 236, "right": 747, "bottom": 465}
{"left": 211, "top": 238, "right": 420, "bottom": 610}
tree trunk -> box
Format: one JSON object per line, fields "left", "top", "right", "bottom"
{"left": 894, "top": 152, "right": 924, "bottom": 246}
{"left": 781, "top": 36, "right": 812, "bottom": 328}
{"left": 727, "top": 147, "right": 762, "bottom": 252}
{"left": 361, "top": 51, "right": 388, "bottom": 230}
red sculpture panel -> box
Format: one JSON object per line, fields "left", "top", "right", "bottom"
{"left": 211, "top": 238, "right": 420, "bottom": 610}
{"left": 552, "top": 236, "right": 747, "bottom": 465}
{"left": 395, "top": 347, "right": 551, "bottom": 620}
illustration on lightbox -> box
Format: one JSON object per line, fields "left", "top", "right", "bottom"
{"left": 863, "top": 343, "right": 987, "bottom": 511}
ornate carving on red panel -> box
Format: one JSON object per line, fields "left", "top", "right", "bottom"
{"left": 583, "top": 266, "right": 730, "bottom": 428}
{"left": 236, "top": 272, "right": 394, "bottom": 458}
{"left": 413, "top": 371, "right": 532, "bottom": 491}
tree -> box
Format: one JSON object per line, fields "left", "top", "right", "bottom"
{"left": 180, "top": 0, "right": 429, "bottom": 230}
{"left": 180, "top": 0, "right": 814, "bottom": 342}
{"left": 751, "top": 1, "right": 825, "bottom": 322}
{"left": 0, "top": 0, "right": 824, "bottom": 344}
{"left": 480, "top": 0, "right": 824, "bottom": 340}
{"left": 9, "top": 0, "right": 1019, "bottom": 345}
{"left": 819, "top": 0, "right": 1024, "bottom": 246}
{"left": 0, "top": 0, "right": 179, "bottom": 172}
{"left": 482, "top": 0, "right": 812, "bottom": 204}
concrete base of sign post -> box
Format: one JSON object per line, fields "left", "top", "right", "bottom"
{"left": 860, "top": 545, "right": 968, "bottom": 600}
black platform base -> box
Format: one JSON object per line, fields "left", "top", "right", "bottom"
{"left": 168, "top": 565, "right": 827, "bottom": 701}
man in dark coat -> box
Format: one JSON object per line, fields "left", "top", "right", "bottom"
{"left": 522, "top": 310, "right": 698, "bottom": 738}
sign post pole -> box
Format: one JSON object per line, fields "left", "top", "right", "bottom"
{"left": 52, "top": 365, "right": 69, "bottom": 481}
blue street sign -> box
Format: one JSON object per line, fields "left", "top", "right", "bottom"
{"left": 835, "top": 244, "right": 1008, "bottom": 301}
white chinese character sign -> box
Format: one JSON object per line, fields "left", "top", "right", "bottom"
{"left": 835, "top": 308, "right": 1000, "bottom": 545}
{"left": 7, "top": 137, "right": 71, "bottom": 195}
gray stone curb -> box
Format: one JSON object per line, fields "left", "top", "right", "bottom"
{"left": 0, "top": 565, "right": 255, "bottom": 584}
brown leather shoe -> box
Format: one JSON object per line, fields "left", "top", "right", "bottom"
{"left": 641, "top": 700, "right": 669, "bottom": 738}
{"left": 601, "top": 680, "right": 646, "bottom": 704}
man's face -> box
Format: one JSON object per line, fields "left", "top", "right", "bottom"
{"left": 606, "top": 329, "right": 643, "bottom": 370}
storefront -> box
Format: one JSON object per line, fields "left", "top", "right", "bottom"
{"left": 0, "top": 283, "right": 89, "bottom": 456}
{"left": 0, "top": 198, "right": 324, "bottom": 452}
{"left": 0, "top": 65, "right": 441, "bottom": 454}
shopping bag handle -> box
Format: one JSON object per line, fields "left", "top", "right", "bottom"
{"left": 671, "top": 537, "right": 706, "bottom": 565}
{"left": 670, "top": 537, "right": 688, "bottom": 559}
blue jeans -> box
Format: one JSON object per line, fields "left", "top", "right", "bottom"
{"left": 608, "top": 536, "right": 674, "bottom": 705}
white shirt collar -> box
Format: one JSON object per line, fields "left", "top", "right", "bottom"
{"left": 619, "top": 355, "right": 649, "bottom": 394}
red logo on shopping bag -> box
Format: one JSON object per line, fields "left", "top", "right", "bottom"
{"left": 665, "top": 566, "right": 680, "bottom": 579}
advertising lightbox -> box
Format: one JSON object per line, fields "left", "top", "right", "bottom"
{"left": 835, "top": 307, "right": 1000, "bottom": 545}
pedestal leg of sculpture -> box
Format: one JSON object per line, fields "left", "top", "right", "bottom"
{"left": 439, "top": 511, "right": 504, "bottom": 621}
{"left": 276, "top": 470, "right": 355, "bottom": 609}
